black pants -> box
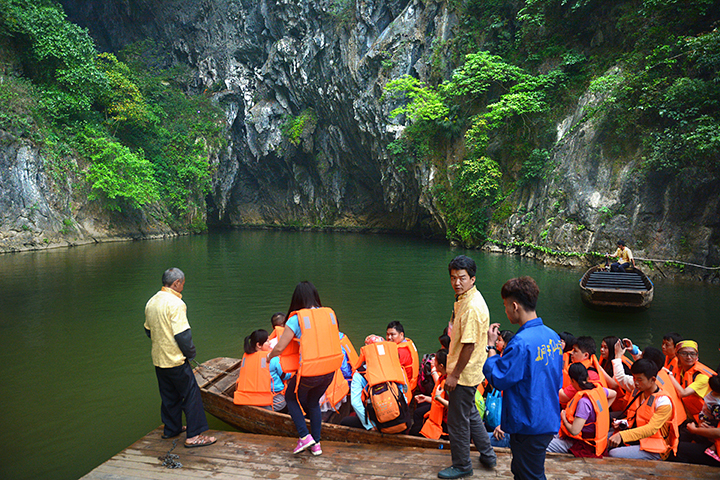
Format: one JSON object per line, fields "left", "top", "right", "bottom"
{"left": 510, "top": 433, "right": 554, "bottom": 480}
{"left": 155, "top": 361, "right": 208, "bottom": 438}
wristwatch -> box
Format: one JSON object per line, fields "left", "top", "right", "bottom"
{"left": 486, "top": 345, "right": 497, "bottom": 352}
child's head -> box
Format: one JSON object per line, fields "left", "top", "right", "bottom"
{"left": 709, "top": 375, "right": 720, "bottom": 396}
{"left": 243, "top": 329, "right": 270, "bottom": 354}
{"left": 568, "top": 362, "right": 594, "bottom": 391}
{"left": 496, "top": 330, "right": 514, "bottom": 353}
{"left": 439, "top": 333, "right": 450, "bottom": 350}
{"left": 571, "top": 336, "right": 596, "bottom": 363}
{"left": 434, "top": 349, "right": 448, "bottom": 374}
{"left": 271, "top": 312, "right": 286, "bottom": 327}
{"left": 631, "top": 358, "right": 659, "bottom": 392}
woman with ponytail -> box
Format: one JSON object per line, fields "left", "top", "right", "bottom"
{"left": 234, "top": 329, "right": 289, "bottom": 412}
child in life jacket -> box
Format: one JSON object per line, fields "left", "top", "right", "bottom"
{"left": 559, "top": 336, "right": 605, "bottom": 407}
{"left": 547, "top": 363, "right": 616, "bottom": 457}
{"left": 678, "top": 375, "right": 720, "bottom": 464}
{"left": 234, "top": 329, "right": 289, "bottom": 412}
{"left": 410, "top": 349, "right": 448, "bottom": 437}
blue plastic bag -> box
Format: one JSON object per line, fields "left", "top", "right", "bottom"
{"left": 485, "top": 389, "right": 502, "bottom": 429}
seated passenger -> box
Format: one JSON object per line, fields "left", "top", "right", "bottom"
{"left": 672, "top": 375, "right": 720, "bottom": 467}
{"left": 607, "top": 240, "right": 635, "bottom": 272}
{"left": 493, "top": 330, "right": 514, "bottom": 355}
{"left": 387, "top": 320, "right": 419, "bottom": 398}
{"left": 267, "top": 312, "right": 286, "bottom": 348}
{"left": 234, "top": 329, "right": 289, "bottom": 412}
{"left": 410, "top": 349, "right": 448, "bottom": 437}
{"left": 661, "top": 332, "right": 683, "bottom": 381}
{"left": 340, "top": 335, "right": 408, "bottom": 433}
{"left": 547, "top": 363, "right": 616, "bottom": 457}
{"left": 608, "top": 359, "right": 679, "bottom": 460}
{"left": 599, "top": 336, "right": 632, "bottom": 411}
{"left": 560, "top": 336, "right": 606, "bottom": 406}
{"left": 664, "top": 340, "right": 717, "bottom": 423}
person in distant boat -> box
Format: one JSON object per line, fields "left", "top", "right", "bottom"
{"left": 144, "top": 267, "right": 216, "bottom": 448}
{"left": 607, "top": 240, "right": 635, "bottom": 272}
{"left": 484, "top": 276, "right": 563, "bottom": 480}
{"left": 437, "top": 255, "right": 497, "bottom": 480}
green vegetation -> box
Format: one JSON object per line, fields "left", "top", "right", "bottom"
{"left": 282, "top": 109, "right": 317, "bottom": 146}
{"left": 0, "top": 0, "right": 224, "bottom": 228}
{"left": 383, "top": 0, "right": 719, "bottom": 246}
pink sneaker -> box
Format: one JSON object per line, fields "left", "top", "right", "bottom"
{"left": 293, "top": 435, "right": 315, "bottom": 454}
{"left": 310, "top": 443, "right": 322, "bottom": 456}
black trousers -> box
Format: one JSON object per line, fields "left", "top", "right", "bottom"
{"left": 510, "top": 433, "right": 554, "bottom": 480}
{"left": 155, "top": 361, "right": 208, "bottom": 438}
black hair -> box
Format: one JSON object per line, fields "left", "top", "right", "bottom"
{"left": 641, "top": 347, "right": 665, "bottom": 372}
{"left": 568, "top": 363, "right": 595, "bottom": 390}
{"left": 617, "top": 240, "right": 626, "bottom": 246}
{"left": 448, "top": 255, "right": 476, "bottom": 278}
{"left": 387, "top": 320, "right": 404, "bottom": 334}
{"left": 630, "top": 358, "right": 659, "bottom": 379}
{"left": 600, "top": 336, "right": 621, "bottom": 374}
{"left": 559, "top": 331, "right": 576, "bottom": 353}
{"left": 575, "top": 336, "right": 597, "bottom": 356}
{"left": 243, "top": 329, "right": 269, "bottom": 355}
{"left": 286, "top": 281, "right": 322, "bottom": 320}
{"left": 709, "top": 375, "right": 720, "bottom": 394}
{"left": 500, "top": 330, "right": 515, "bottom": 344}
{"left": 500, "top": 276, "right": 540, "bottom": 312}
{"left": 271, "top": 312, "right": 286, "bottom": 327}
{"left": 662, "top": 332, "right": 683, "bottom": 346}
{"left": 162, "top": 267, "right": 184, "bottom": 286}
{"left": 439, "top": 334, "right": 451, "bottom": 350}
{"left": 435, "top": 349, "right": 448, "bottom": 368}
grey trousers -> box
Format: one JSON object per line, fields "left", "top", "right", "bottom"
{"left": 447, "top": 384, "right": 496, "bottom": 470}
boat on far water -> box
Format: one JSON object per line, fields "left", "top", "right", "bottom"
{"left": 579, "top": 266, "right": 654, "bottom": 309}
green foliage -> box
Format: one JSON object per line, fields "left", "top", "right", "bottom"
{"left": 282, "top": 108, "right": 317, "bottom": 146}
{"left": 519, "top": 148, "right": 550, "bottom": 184}
{"left": 384, "top": 76, "right": 449, "bottom": 122}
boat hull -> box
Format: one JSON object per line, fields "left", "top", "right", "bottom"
{"left": 579, "top": 266, "right": 654, "bottom": 310}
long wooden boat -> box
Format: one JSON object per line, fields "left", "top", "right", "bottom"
{"left": 193, "top": 357, "right": 452, "bottom": 449}
{"left": 579, "top": 265, "right": 654, "bottom": 309}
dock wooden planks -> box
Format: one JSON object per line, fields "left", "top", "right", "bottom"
{"left": 82, "top": 427, "right": 718, "bottom": 479}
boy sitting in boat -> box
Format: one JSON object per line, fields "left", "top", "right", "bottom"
{"left": 607, "top": 240, "right": 635, "bottom": 273}
{"left": 559, "top": 336, "right": 606, "bottom": 407}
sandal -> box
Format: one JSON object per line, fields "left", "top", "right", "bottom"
{"left": 184, "top": 434, "right": 217, "bottom": 448}
{"left": 162, "top": 426, "right": 187, "bottom": 439}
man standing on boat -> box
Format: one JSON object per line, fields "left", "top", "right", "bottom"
{"left": 438, "top": 255, "right": 497, "bottom": 479}
{"left": 484, "top": 276, "right": 563, "bottom": 480}
{"left": 608, "top": 240, "right": 635, "bottom": 272}
{"left": 144, "top": 267, "right": 216, "bottom": 448}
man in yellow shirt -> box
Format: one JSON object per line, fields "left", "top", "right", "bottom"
{"left": 609, "top": 240, "right": 635, "bottom": 272}
{"left": 438, "top": 255, "right": 496, "bottom": 479}
{"left": 144, "top": 267, "right": 216, "bottom": 448}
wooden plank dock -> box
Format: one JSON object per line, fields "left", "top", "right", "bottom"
{"left": 82, "top": 427, "right": 718, "bottom": 479}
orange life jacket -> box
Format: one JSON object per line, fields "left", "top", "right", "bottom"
{"left": 609, "top": 356, "right": 635, "bottom": 412}
{"left": 561, "top": 385, "right": 610, "bottom": 457}
{"left": 420, "top": 376, "right": 447, "bottom": 439}
{"left": 563, "top": 356, "right": 608, "bottom": 389}
{"left": 655, "top": 369, "right": 687, "bottom": 424}
{"left": 279, "top": 307, "right": 344, "bottom": 378}
{"left": 679, "top": 361, "right": 716, "bottom": 421}
{"left": 340, "top": 332, "right": 359, "bottom": 374}
{"left": 268, "top": 325, "right": 284, "bottom": 341}
{"left": 625, "top": 390, "right": 679, "bottom": 456}
{"left": 665, "top": 356, "right": 680, "bottom": 381}
{"left": 356, "top": 341, "right": 407, "bottom": 387}
{"left": 324, "top": 367, "right": 350, "bottom": 411}
{"left": 233, "top": 352, "right": 274, "bottom": 407}
{"left": 397, "top": 338, "right": 419, "bottom": 393}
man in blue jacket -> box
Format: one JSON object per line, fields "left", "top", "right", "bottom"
{"left": 483, "top": 276, "right": 562, "bottom": 480}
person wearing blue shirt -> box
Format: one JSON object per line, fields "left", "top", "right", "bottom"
{"left": 483, "top": 276, "right": 562, "bottom": 480}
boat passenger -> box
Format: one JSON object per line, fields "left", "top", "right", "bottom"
{"left": 664, "top": 340, "right": 717, "bottom": 424}
{"left": 547, "top": 363, "right": 616, "bottom": 457}
{"left": 608, "top": 359, "right": 679, "bottom": 460}
{"left": 672, "top": 375, "right": 720, "bottom": 467}
{"left": 560, "top": 336, "right": 606, "bottom": 407}
{"left": 608, "top": 240, "right": 635, "bottom": 272}
{"left": 439, "top": 332, "right": 451, "bottom": 351}
{"left": 599, "top": 336, "right": 632, "bottom": 411}
{"left": 410, "top": 349, "right": 448, "bottom": 437}
{"left": 387, "top": 320, "right": 420, "bottom": 399}
{"left": 340, "top": 335, "right": 409, "bottom": 432}
{"left": 267, "top": 312, "right": 286, "bottom": 348}
{"left": 494, "top": 330, "right": 514, "bottom": 355}
{"left": 661, "top": 332, "right": 683, "bottom": 380}
{"left": 234, "top": 329, "right": 289, "bottom": 412}
{"left": 268, "top": 281, "right": 344, "bottom": 456}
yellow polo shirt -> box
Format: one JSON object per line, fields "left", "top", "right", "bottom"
{"left": 447, "top": 286, "right": 489, "bottom": 386}
{"left": 613, "top": 247, "right": 634, "bottom": 264}
{"left": 144, "top": 287, "right": 191, "bottom": 368}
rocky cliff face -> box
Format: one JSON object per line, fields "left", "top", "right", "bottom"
{"left": 6, "top": 0, "right": 716, "bottom": 281}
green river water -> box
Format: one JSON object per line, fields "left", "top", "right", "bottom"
{"left": 0, "top": 229, "right": 718, "bottom": 479}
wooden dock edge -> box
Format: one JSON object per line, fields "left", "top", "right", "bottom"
{"left": 81, "top": 427, "right": 719, "bottom": 479}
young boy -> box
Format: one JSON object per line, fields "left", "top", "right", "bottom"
{"left": 559, "top": 336, "right": 605, "bottom": 406}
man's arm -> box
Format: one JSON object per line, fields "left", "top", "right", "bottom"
{"left": 174, "top": 328, "right": 196, "bottom": 362}
{"left": 445, "top": 342, "right": 475, "bottom": 392}
{"left": 619, "top": 404, "right": 673, "bottom": 444}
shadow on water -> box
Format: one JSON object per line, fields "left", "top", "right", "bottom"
{"left": 0, "top": 230, "right": 717, "bottom": 479}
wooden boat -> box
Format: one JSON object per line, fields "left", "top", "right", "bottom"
{"left": 193, "top": 357, "right": 451, "bottom": 449}
{"left": 579, "top": 265, "right": 654, "bottom": 309}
